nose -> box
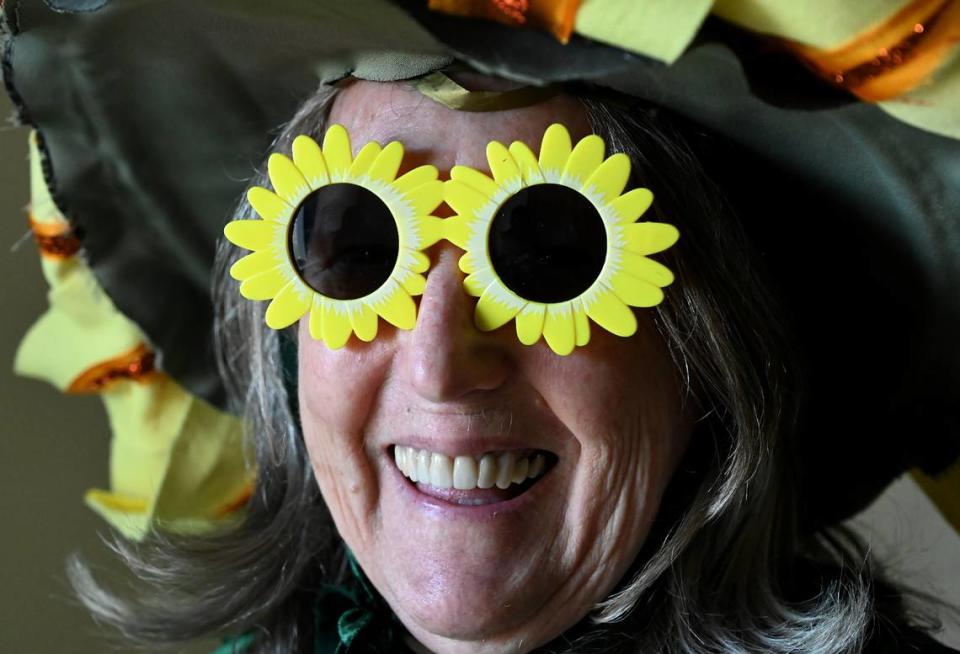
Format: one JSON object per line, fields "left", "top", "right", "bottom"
{"left": 399, "top": 241, "right": 511, "bottom": 403}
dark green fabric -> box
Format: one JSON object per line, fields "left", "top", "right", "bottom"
{"left": 3, "top": 0, "right": 958, "bottom": 527}
{"left": 214, "top": 553, "right": 402, "bottom": 654}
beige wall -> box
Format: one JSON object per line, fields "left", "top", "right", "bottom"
{"left": 1, "top": 91, "right": 957, "bottom": 652}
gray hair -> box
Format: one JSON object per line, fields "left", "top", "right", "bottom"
{"left": 71, "top": 82, "right": 913, "bottom": 653}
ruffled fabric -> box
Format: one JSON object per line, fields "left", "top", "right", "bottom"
{"left": 13, "top": 131, "right": 253, "bottom": 541}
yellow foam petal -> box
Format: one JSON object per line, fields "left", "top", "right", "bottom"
{"left": 230, "top": 250, "right": 278, "bottom": 280}
{"left": 621, "top": 222, "right": 680, "bottom": 255}
{"left": 401, "top": 271, "right": 427, "bottom": 296}
{"left": 573, "top": 304, "right": 591, "bottom": 346}
{"left": 350, "top": 303, "right": 379, "bottom": 342}
{"left": 268, "top": 153, "right": 310, "bottom": 204}
{"left": 539, "top": 124, "right": 572, "bottom": 178}
{"left": 463, "top": 272, "right": 488, "bottom": 297}
{"left": 609, "top": 188, "right": 654, "bottom": 224}
{"left": 562, "top": 135, "right": 605, "bottom": 188}
{"left": 405, "top": 180, "right": 445, "bottom": 216}
{"left": 458, "top": 251, "right": 481, "bottom": 275}
{"left": 393, "top": 165, "right": 438, "bottom": 195}
{"left": 585, "top": 153, "right": 630, "bottom": 206}
{"left": 224, "top": 220, "right": 274, "bottom": 252}
{"left": 322, "top": 303, "right": 353, "bottom": 349}
{"left": 322, "top": 124, "right": 353, "bottom": 178}
{"left": 450, "top": 165, "right": 499, "bottom": 198}
{"left": 610, "top": 272, "right": 665, "bottom": 307}
{"left": 367, "top": 141, "right": 403, "bottom": 183}
{"left": 376, "top": 286, "right": 417, "bottom": 329}
{"left": 444, "top": 179, "right": 492, "bottom": 219}
{"left": 476, "top": 286, "right": 520, "bottom": 331}
{"left": 620, "top": 252, "right": 675, "bottom": 287}
{"left": 516, "top": 303, "right": 545, "bottom": 345}
{"left": 441, "top": 215, "right": 472, "bottom": 250}
{"left": 308, "top": 302, "right": 324, "bottom": 341}
{"left": 247, "top": 187, "right": 291, "bottom": 223}
{"left": 292, "top": 135, "right": 329, "bottom": 187}
{"left": 486, "top": 141, "right": 522, "bottom": 188}
{"left": 509, "top": 141, "right": 545, "bottom": 185}
{"left": 543, "top": 307, "right": 576, "bottom": 356}
{"left": 408, "top": 250, "right": 430, "bottom": 273}
{"left": 239, "top": 267, "right": 288, "bottom": 300}
{"left": 415, "top": 215, "right": 445, "bottom": 249}
{"left": 586, "top": 289, "right": 637, "bottom": 337}
{"left": 349, "top": 141, "right": 383, "bottom": 178}
{"left": 265, "top": 282, "right": 310, "bottom": 329}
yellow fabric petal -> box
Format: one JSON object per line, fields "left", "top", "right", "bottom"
{"left": 562, "top": 135, "right": 605, "bottom": 188}
{"left": 223, "top": 220, "right": 276, "bottom": 252}
{"left": 486, "top": 141, "right": 522, "bottom": 187}
{"left": 584, "top": 153, "right": 631, "bottom": 206}
{"left": 264, "top": 282, "right": 310, "bottom": 329}
{"left": 620, "top": 251, "right": 675, "bottom": 287}
{"left": 292, "top": 135, "right": 329, "bottom": 187}
{"left": 268, "top": 153, "right": 310, "bottom": 204}
{"left": 393, "top": 164, "right": 438, "bottom": 195}
{"left": 611, "top": 272, "right": 665, "bottom": 307}
{"left": 585, "top": 288, "right": 638, "bottom": 337}
{"left": 350, "top": 303, "right": 379, "bottom": 342}
{"left": 322, "top": 303, "right": 353, "bottom": 349}
{"left": 516, "top": 303, "right": 546, "bottom": 345}
{"left": 367, "top": 141, "right": 403, "bottom": 183}
{"left": 442, "top": 215, "right": 472, "bottom": 249}
{"left": 230, "top": 250, "right": 278, "bottom": 281}
{"left": 621, "top": 222, "right": 680, "bottom": 255}
{"left": 444, "top": 179, "right": 492, "bottom": 219}
{"left": 322, "top": 124, "right": 353, "bottom": 178}
{"left": 573, "top": 304, "right": 591, "bottom": 346}
{"left": 509, "top": 141, "right": 545, "bottom": 185}
{"left": 539, "top": 123, "right": 572, "bottom": 178}
{"left": 376, "top": 286, "right": 417, "bottom": 329}
{"left": 247, "top": 187, "right": 291, "bottom": 223}
{"left": 475, "top": 286, "right": 521, "bottom": 331}
{"left": 543, "top": 307, "right": 576, "bottom": 356}
{"left": 450, "top": 165, "right": 499, "bottom": 198}
{"left": 609, "top": 188, "right": 654, "bottom": 224}
{"left": 308, "top": 302, "right": 324, "bottom": 341}
{"left": 401, "top": 271, "right": 427, "bottom": 296}
{"left": 402, "top": 180, "right": 444, "bottom": 216}
{"left": 349, "top": 141, "right": 383, "bottom": 178}
{"left": 239, "top": 267, "right": 288, "bottom": 301}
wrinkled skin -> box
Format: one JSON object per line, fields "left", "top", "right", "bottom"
{"left": 298, "top": 80, "right": 694, "bottom": 654}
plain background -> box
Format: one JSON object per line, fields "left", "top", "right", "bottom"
{"left": 1, "top": 91, "right": 958, "bottom": 653}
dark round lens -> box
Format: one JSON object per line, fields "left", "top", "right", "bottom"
{"left": 489, "top": 184, "right": 607, "bottom": 303}
{"left": 289, "top": 184, "right": 398, "bottom": 300}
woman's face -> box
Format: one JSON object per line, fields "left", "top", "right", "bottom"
{"left": 298, "top": 81, "right": 694, "bottom": 654}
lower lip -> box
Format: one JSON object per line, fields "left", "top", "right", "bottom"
{"left": 388, "top": 455, "right": 556, "bottom": 520}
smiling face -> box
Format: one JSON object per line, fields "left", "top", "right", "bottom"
{"left": 297, "top": 80, "right": 694, "bottom": 654}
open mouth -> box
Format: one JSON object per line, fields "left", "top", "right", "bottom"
{"left": 392, "top": 445, "right": 557, "bottom": 506}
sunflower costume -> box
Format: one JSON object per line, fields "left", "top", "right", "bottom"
{"left": 4, "top": 1, "right": 960, "bottom": 650}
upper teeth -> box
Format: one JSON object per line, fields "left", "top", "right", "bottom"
{"left": 393, "top": 446, "right": 548, "bottom": 490}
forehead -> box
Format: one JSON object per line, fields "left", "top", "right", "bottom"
{"left": 326, "top": 80, "right": 592, "bottom": 173}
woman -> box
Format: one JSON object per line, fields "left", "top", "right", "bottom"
{"left": 7, "top": 1, "right": 958, "bottom": 652}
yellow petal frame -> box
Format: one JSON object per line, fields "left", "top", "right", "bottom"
{"left": 443, "top": 123, "right": 680, "bottom": 356}
{"left": 223, "top": 124, "right": 445, "bottom": 348}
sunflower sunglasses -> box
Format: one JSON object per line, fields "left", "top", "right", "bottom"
{"left": 223, "top": 123, "right": 679, "bottom": 356}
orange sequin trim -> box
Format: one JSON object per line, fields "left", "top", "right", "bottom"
{"left": 428, "top": 0, "right": 581, "bottom": 44}
{"left": 29, "top": 214, "right": 81, "bottom": 260}
{"left": 788, "top": 0, "right": 960, "bottom": 102}
{"left": 67, "top": 343, "right": 157, "bottom": 394}
{"left": 216, "top": 480, "right": 255, "bottom": 517}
